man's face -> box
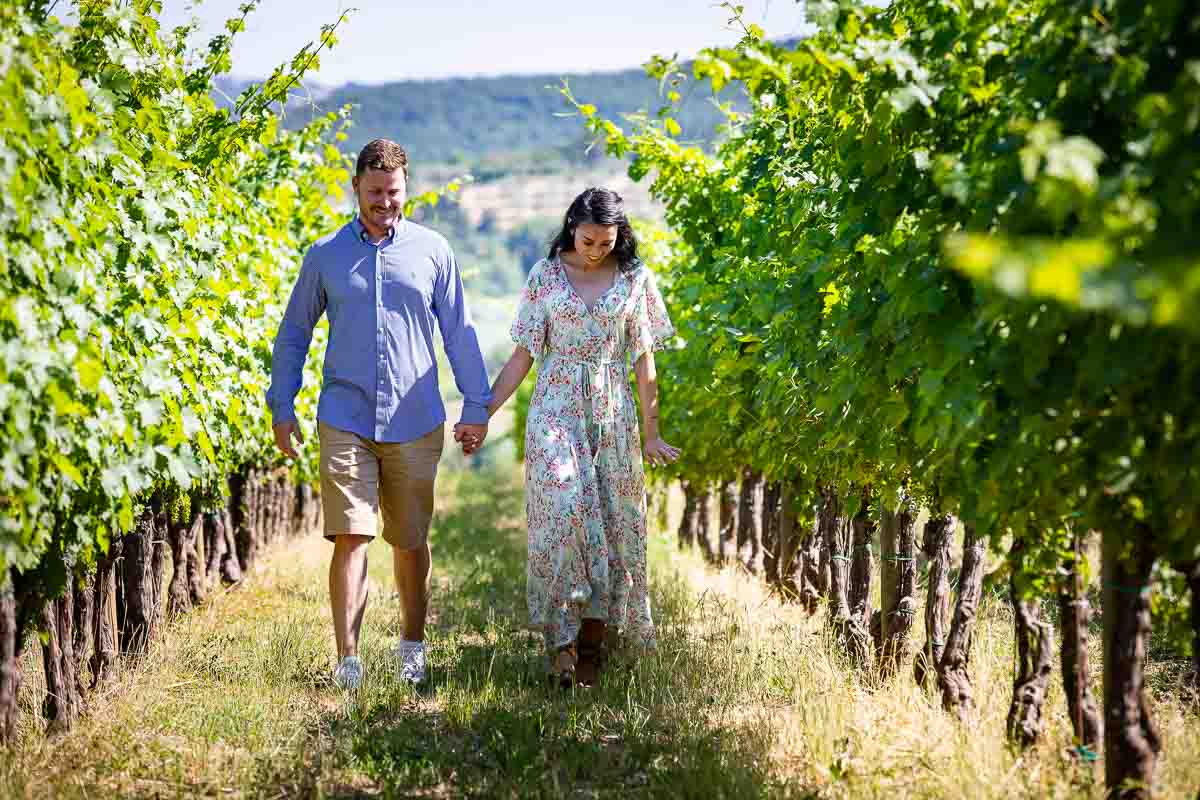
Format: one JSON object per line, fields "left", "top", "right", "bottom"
{"left": 353, "top": 168, "right": 407, "bottom": 233}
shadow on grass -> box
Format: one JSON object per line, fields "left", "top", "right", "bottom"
{"left": 347, "top": 698, "right": 777, "bottom": 799}
{"left": 260, "top": 466, "right": 790, "bottom": 799}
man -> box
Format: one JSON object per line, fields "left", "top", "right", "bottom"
{"left": 267, "top": 138, "right": 490, "bottom": 689}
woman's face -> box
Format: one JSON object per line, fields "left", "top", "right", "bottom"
{"left": 572, "top": 222, "right": 618, "bottom": 266}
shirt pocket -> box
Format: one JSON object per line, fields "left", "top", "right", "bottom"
{"left": 379, "top": 257, "right": 433, "bottom": 312}
{"left": 325, "top": 255, "right": 374, "bottom": 306}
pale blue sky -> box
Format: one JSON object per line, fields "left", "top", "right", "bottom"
{"left": 152, "top": 0, "right": 812, "bottom": 85}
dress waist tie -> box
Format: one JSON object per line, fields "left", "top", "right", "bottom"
{"left": 544, "top": 353, "right": 623, "bottom": 466}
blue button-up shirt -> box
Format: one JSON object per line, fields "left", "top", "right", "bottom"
{"left": 266, "top": 216, "right": 492, "bottom": 442}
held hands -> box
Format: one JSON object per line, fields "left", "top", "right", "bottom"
{"left": 454, "top": 422, "right": 488, "bottom": 456}
{"left": 273, "top": 421, "right": 304, "bottom": 460}
{"left": 643, "top": 437, "right": 681, "bottom": 468}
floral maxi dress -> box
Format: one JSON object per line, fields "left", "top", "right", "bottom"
{"left": 510, "top": 256, "right": 675, "bottom": 652}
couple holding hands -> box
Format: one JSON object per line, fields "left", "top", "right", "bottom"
{"left": 266, "top": 138, "right": 679, "bottom": 690}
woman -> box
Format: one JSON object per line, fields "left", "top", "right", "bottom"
{"left": 481, "top": 187, "right": 679, "bottom": 687}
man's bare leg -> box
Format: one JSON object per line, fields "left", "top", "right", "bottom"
{"left": 392, "top": 541, "right": 431, "bottom": 641}
{"left": 330, "top": 534, "right": 372, "bottom": 659}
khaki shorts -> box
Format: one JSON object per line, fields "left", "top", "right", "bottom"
{"left": 318, "top": 421, "right": 444, "bottom": 549}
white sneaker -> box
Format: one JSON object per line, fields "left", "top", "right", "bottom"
{"left": 333, "top": 655, "right": 364, "bottom": 690}
{"left": 395, "top": 639, "right": 427, "bottom": 686}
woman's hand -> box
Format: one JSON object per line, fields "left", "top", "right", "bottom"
{"left": 454, "top": 422, "right": 487, "bottom": 455}
{"left": 643, "top": 437, "right": 680, "bottom": 467}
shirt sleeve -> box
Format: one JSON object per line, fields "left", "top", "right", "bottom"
{"left": 266, "top": 246, "right": 326, "bottom": 425}
{"left": 627, "top": 266, "right": 675, "bottom": 362}
{"left": 510, "top": 262, "right": 548, "bottom": 358}
{"left": 432, "top": 244, "right": 493, "bottom": 426}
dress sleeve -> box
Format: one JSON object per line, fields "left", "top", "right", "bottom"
{"left": 510, "top": 260, "right": 549, "bottom": 358}
{"left": 627, "top": 267, "right": 675, "bottom": 361}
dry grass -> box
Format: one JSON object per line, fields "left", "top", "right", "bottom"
{"left": 1, "top": 463, "right": 1196, "bottom": 799}
{"left": 1, "top": 523, "right": 339, "bottom": 798}
{"left": 654, "top": 537, "right": 1200, "bottom": 799}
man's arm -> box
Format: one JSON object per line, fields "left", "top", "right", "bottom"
{"left": 432, "top": 245, "right": 493, "bottom": 441}
{"left": 266, "top": 248, "right": 325, "bottom": 457}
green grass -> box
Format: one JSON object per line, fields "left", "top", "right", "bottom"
{"left": 2, "top": 462, "right": 1197, "bottom": 799}
{"left": 320, "top": 468, "right": 779, "bottom": 798}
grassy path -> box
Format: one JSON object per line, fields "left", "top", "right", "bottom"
{"left": 2, "top": 463, "right": 1198, "bottom": 798}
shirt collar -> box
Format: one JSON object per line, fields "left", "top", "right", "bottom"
{"left": 351, "top": 214, "right": 403, "bottom": 244}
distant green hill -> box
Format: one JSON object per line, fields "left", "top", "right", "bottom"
{"left": 279, "top": 65, "right": 748, "bottom": 166}
{"left": 216, "top": 48, "right": 796, "bottom": 312}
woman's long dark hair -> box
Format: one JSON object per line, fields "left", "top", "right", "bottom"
{"left": 547, "top": 187, "right": 640, "bottom": 272}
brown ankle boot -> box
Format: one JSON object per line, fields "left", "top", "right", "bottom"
{"left": 576, "top": 620, "right": 607, "bottom": 687}
{"left": 548, "top": 643, "right": 577, "bottom": 689}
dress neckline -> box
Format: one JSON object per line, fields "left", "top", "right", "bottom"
{"left": 553, "top": 254, "right": 623, "bottom": 313}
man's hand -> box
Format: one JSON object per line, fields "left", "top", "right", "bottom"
{"left": 453, "top": 422, "right": 488, "bottom": 456}
{"left": 273, "top": 421, "right": 304, "bottom": 460}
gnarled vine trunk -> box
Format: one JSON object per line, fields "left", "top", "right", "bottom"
{"left": 231, "top": 469, "right": 256, "bottom": 574}
{"left": 149, "top": 497, "right": 167, "bottom": 641}
{"left": 41, "top": 573, "right": 80, "bottom": 733}
{"left": 938, "top": 522, "right": 987, "bottom": 719}
{"left": 167, "top": 509, "right": 202, "bottom": 618}
{"left": 185, "top": 512, "right": 207, "bottom": 607}
{"left": 204, "top": 511, "right": 225, "bottom": 589}
{"left": 71, "top": 572, "right": 94, "bottom": 710}
{"left": 818, "top": 485, "right": 835, "bottom": 613}
{"left": 1006, "top": 537, "right": 1054, "bottom": 747}
{"left": 678, "top": 482, "right": 699, "bottom": 551}
{"left": 915, "top": 514, "right": 954, "bottom": 688}
{"left": 848, "top": 487, "right": 874, "bottom": 630}
{"left": 271, "top": 474, "right": 285, "bottom": 542}
{"left": 717, "top": 479, "right": 738, "bottom": 565}
{"left": 820, "top": 485, "right": 843, "bottom": 629}
{"left": 823, "top": 486, "right": 870, "bottom": 666}
{"left": 1102, "top": 525, "right": 1161, "bottom": 799}
{"left": 776, "top": 479, "right": 802, "bottom": 595}
{"left": 737, "top": 469, "right": 764, "bottom": 574}
{"left": 879, "top": 499, "right": 917, "bottom": 679}
{"left": 119, "top": 509, "right": 157, "bottom": 656}
{"left": 220, "top": 507, "right": 243, "bottom": 585}
{"left": 0, "top": 571, "right": 21, "bottom": 742}
{"left": 91, "top": 536, "right": 121, "bottom": 688}
{"left": 262, "top": 475, "right": 278, "bottom": 546}
{"left": 694, "top": 489, "right": 714, "bottom": 564}
{"left": 299, "top": 483, "right": 319, "bottom": 536}
{"left": 1183, "top": 559, "right": 1200, "bottom": 703}
{"left": 763, "top": 481, "right": 782, "bottom": 586}
{"left": 799, "top": 504, "right": 823, "bottom": 613}
{"left": 1060, "top": 528, "right": 1102, "bottom": 756}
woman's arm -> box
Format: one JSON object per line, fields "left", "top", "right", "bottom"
{"left": 634, "top": 351, "right": 680, "bottom": 466}
{"left": 487, "top": 346, "right": 535, "bottom": 418}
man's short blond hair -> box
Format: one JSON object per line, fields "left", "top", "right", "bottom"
{"left": 356, "top": 139, "right": 408, "bottom": 178}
